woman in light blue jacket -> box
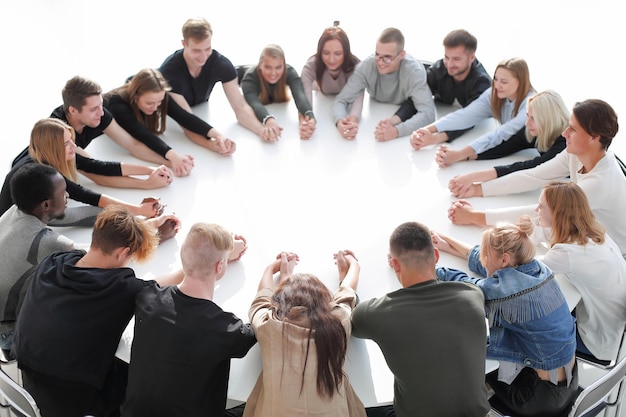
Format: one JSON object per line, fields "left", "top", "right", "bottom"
{"left": 412, "top": 57, "right": 535, "bottom": 168}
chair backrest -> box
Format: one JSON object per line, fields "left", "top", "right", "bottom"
{"left": 568, "top": 354, "right": 626, "bottom": 417}
{"left": 577, "top": 325, "right": 626, "bottom": 370}
{"left": 0, "top": 369, "right": 40, "bottom": 417}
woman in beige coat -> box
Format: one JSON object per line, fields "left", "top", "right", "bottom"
{"left": 243, "top": 250, "right": 366, "bottom": 417}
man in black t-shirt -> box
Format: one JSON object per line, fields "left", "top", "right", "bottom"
{"left": 159, "top": 17, "right": 279, "bottom": 142}
{"left": 122, "top": 222, "right": 256, "bottom": 417}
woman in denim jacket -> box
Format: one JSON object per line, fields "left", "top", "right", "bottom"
{"left": 432, "top": 222, "right": 578, "bottom": 417}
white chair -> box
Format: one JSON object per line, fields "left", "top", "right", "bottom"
{"left": 576, "top": 325, "right": 626, "bottom": 417}
{"left": 0, "top": 368, "right": 40, "bottom": 417}
{"left": 566, "top": 353, "right": 626, "bottom": 417}
{"left": 577, "top": 325, "right": 626, "bottom": 370}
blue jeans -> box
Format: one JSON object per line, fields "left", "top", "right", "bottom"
{"left": 0, "top": 331, "right": 14, "bottom": 351}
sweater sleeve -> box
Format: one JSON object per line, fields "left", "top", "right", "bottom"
{"left": 75, "top": 154, "right": 123, "bottom": 176}
{"left": 394, "top": 60, "right": 436, "bottom": 137}
{"left": 494, "top": 136, "right": 567, "bottom": 177}
{"left": 435, "top": 88, "right": 493, "bottom": 133}
{"left": 105, "top": 96, "right": 172, "bottom": 158}
{"left": 301, "top": 58, "right": 316, "bottom": 107}
{"left": 241, "top": 67, "right": 269, "bottom": 121}
{"left": 286, "top": 65, "right": 313, "bottom": 117}
{"left": 482, "top": 149, "right": 571, "bottom": 197}
{"left": 469, "top": 91, "right": 534, "bottom": 154}
{"left": 165, "top": 94, "right": 213, "bottom": 136}
{"left": 65, "top": 177, "right": 102, "bottom": 207}
{"left": 332, "top": 59, "right": 371, "bottom": 123}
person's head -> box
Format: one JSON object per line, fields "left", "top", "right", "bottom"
{"left": 90, "top": 206, "right": 159, "bottom": 265}
{"left": 257, "top": 44, "right": 290, "bottom": 104}
{"left": 525, "top": 90, "right": 570, "bottom": 152}
{"left": 181, "top": 17, "right": 213, "bottom": 69}
{"left": 10, "top": 163, "right": 67, "bottom": 222}
{"left": 314, "top": 21, "right": 359, "bottom": 89}
{"left": 62, "top": 76, "right": 105, "bottom": 129}
{"left": 537, "top": 182, "right": 605, "bottom": 246}
{"left": 180, "top": 223, "right": 233, "bottom": 280}
{"left": 121, "top": 68, "right": 171, "bottom": 134}
{"left": 388, "top": 221, "right": 438, "bottom": 284}
{"left": 490, "top": 58, "right": 532, "bottom": 122}
{"left": 480, "top": 223, "right": 535, "bottom": 277}
{"left": 29, "top": 118, "right": 78, "bottom": 182}
{"left": 272, "top": 272, "right": 346, "bottom": 399}
{"left": 563, "top": 99, "right": 619, "bottom": 153}
{"left": 375, "top": 27, "right": 406, "bottom": 75}
{"left": 442, "top": 29, "right": 477, "bottom": 81}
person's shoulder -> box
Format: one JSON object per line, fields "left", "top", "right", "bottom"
{"left": 49, "top": 105, "right": 66, "bottom": 120}
{"left": 471, "top": 59, "right": 491, "bottom": 76}
{"left": 303, "top": 55, "right": 316, "bottom": 67}
{"left": 159, "top": 49, "right": 185, "bottom": 67}
{"left": 99, "top": 107, "right": 114, "bottom": 129}
{"left": 402, "top": 54, "right": 426, "bottom": 71}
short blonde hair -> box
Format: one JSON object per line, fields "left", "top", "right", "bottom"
{"left": 180, "top": 223, "right": 233, "bottom": 276}
{"left": 481, "top": 223, "right": 535, "bottom": 269}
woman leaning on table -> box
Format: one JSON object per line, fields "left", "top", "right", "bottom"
{"left": 106, "top": 68, "right": 236, "bottom": 177}
{"left": 301, "top": 22, "right": 364, "bottom": 123}
{"left": 521, "top": 181, "right": 626, "bottom": 363}
{"left": 446, "top": 99, "right": 626, "bottom": 256}
{"left": 241, "top": 44, "right": 317, "bottom": 140}
{"left": 243, "top": 250, "right": 366, "bottom": 417}
{"left": 411, "top": 57, "right": 535, "bottom": 167}
{"left": 0, "top": 118, "right": 164, "bottom": 220}
{"left": 432, "top": 222, "right": 578, "bottom": 417}
{"left": 447, "top": 89, "right": 568, "bottom": 197}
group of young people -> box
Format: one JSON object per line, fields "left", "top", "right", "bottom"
{"left": 1, "top": 14, "right": 625, "bottom": 417}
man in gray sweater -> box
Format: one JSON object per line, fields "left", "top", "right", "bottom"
{"left": 0, "top": 164, "right": 79, "bottom": 354}
{"left": 332, "top": 27, "right": 435, "bottom": 141}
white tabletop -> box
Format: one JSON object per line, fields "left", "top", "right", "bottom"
{"left": 61, "top": 91, "right": 553, "bottom": 407}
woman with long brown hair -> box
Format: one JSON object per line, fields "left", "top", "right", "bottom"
{"left": 301, "top": 22, "right": 363, "bottom": 122}
{"left": 106, "top": 68, "right": 236, "bottom": 177}
{"left": 243, "top": 250, "right": 366, "bottom": 417}
{"left": 412, "top": 57, "right": 535, "bottom": 167}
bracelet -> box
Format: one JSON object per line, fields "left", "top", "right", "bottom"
{"left": 262, "top": 114, "right": 275, "bottom": 126}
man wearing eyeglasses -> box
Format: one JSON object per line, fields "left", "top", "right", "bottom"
{"left": 332, "top": 27, "right": 435, "bottom": 141}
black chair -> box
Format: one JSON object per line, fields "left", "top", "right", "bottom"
{"left": 490, "top": 354, "right": 626, "bottom": 417}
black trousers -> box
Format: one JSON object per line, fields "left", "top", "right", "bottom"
{"left": 21, "top": 358, "right": 128, "bottom": 417}
{"left": 487, "top": 362, "right": 579, "bottom": 417}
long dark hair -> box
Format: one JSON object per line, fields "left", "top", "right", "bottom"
{"left": 314, "top": 21, "right": 360, "bottom": 94}
{"left": 271, "top": 273, "right": 347, "bottom": 399}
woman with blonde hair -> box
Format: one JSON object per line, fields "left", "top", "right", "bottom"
{"left": 241, "top": 44, "right": 317, "bottom": 140}
{"left": 432, "top": 222, "right": 578, "bottom": 416}
{"left": 106, "top": 68, "right": 235, "bottom": 176}
{"left": 521, "top": 181, "right": 626, "bottom": 362}
{"left": 411, "top": 57, "right": 535, "bottom": 167}
{"left": 448, "top": 90, "right": 568, "bottom": 197}
{"left": 0, "top": 118, "right": 165, "bottom": 219}
{"left": 243, "top": 250, "right": 366, "bottom": 417}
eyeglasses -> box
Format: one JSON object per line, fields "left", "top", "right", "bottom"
{"left": 374, "top": 51, "right": 400, "bottom": 64}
